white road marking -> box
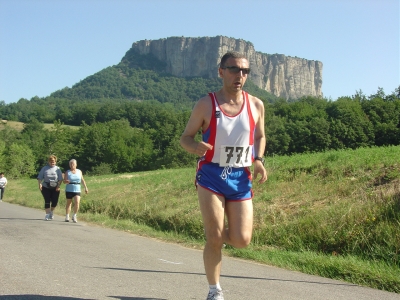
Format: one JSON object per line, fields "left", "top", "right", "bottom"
{"left": 158, "top": 258, "right": 183, "bottom": 265}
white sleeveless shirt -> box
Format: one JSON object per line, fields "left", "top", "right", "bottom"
{"left": 203, "top": 91, "right": 255, "bottom": 168}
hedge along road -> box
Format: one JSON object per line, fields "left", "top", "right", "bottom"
{"left": 0, "top": 202, "right": 398, "bottom": 300}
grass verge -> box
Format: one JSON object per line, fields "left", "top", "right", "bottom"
{"left": 3, "top": 146, "right": 400, "bottom": 293}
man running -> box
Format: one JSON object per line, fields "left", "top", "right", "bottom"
{"left": 180, "top": 51, "right": 268, "bottom": 300}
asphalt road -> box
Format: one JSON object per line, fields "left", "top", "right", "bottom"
{"left": 0, "top": 201, "right": 399, "bottom": 300}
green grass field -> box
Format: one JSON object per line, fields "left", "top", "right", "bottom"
{"left": 0, "top": 120, "right": 79, "bottom": 131}
{"left": 4, "top": 146, "right": 400, "bottom": 293}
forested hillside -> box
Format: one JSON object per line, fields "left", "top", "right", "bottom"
{"left": 0, "top": 51, "right": 277, "bottom": 125}
{"left": 0, "top": 47, "right": 399, "bottom": 178}
{"left": 0, "top": 58, "right": 278, "bottom": 125}
{"left": 0, "top": 85, "right": 399, "bottom": 179}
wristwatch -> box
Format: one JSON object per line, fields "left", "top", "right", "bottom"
{"left": 254, "top": 156, "right": 265, "bottom": 166}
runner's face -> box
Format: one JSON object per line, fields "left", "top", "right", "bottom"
{"left": 48, "top": 159, "right": 56, "bottom": 167}
{"left": 219, "top": 57, "right": 249, "bottom": 92}
{"left": 69, "top": 161, "right": 77, "bottom": 169}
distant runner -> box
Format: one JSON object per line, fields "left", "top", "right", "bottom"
{"left": 37, "top": 155, "right": 63, "bottom": 220}
{"left": 0, "top": 172, "right": 8, "bottom": 201}
{"left": 63, "top": 159, "right": 88, "bottom": 223}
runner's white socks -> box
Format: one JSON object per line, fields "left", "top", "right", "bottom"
{"left": 209, "top": 283, "right": 222, "bottom": 292}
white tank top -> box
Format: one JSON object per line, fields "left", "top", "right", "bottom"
{"left": 203, "top": 91, "right": 255, "bottom": 167}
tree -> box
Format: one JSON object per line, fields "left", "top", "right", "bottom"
{"left": 265, "top": 115, "right": 290, "bottom": 155}
{"left": 0, "top": 125, "right": 20, "bottom": 146}
{"left": 286, "top": 120, "right": 312, "bottom": 153}
{"left": 42, "top": 120, "right": 76, "bottom": 167}
{"left": 0, "top": 139, "right": 5, "bottom": 168}
{"left": 4, "top": 143, "right": 36, "bottom": 179}
{"left": 326, "top": 98, "right": 374, "bottom": 149}
{"left": 21, "top": 119, "right": 47, "bottom": 168}
{"left": 308, "top": 117, "right": 331, "bottom": 152}
{"left": 96, "top": 102, "right": 125, "bottom": 123}
{"left": 368, "top": 87, "right": 385, "bottom": 100}
{"left": 76, "top": 119, "right": 154, "bottom": 173}
{"left": 361, "top": 92, "right": 400, "bottom": 146}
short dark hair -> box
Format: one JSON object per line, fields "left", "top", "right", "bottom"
{"left": 220, "top": 51, "right": 247, "bottom": 68}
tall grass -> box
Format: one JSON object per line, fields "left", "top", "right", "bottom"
{"left": 5, "top": 146, "right": 400, "bottom": 293}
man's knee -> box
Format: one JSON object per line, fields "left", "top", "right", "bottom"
{"left": 234, "top": 238, "right": 251, "bottom": 249}
{"left": 229, "top": 232, "right": 252, "bottom": 248}
{"left": 206, "top": 231, "right": 225, "bottom": 249}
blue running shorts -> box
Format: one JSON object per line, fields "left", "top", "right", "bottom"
{"left": 196, "top": 161, "right": 253, "bottom": 201}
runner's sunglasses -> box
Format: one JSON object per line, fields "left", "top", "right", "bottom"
{"left": 221, "top": 66, "right": 251, "bottom": 75}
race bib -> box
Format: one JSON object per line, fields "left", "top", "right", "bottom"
{"left": 219, "top": 145, "right": 252, "bottom": 167}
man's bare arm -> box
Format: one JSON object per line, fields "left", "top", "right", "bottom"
{"left": 252, "top": 97, "right": 267, "bottom": 183}
{"left": 180, "top": 97, "right": 213, "bottom": 156}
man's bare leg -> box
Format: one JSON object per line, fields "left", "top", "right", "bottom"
{"left": 224, "top": 200, "right": 253, "bottom": 248}
{"left": 197, "top": 186, "right": 226, "bottom": 285}
{"left": 198, "top": 186, "right": 254, "bottom": 285}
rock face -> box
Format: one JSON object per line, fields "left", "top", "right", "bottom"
{"left": 125, "top": 36, "right": 323, "bottom": 100}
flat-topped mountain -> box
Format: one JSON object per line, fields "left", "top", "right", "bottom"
{"left": 123, "top": 36, "right": 323, "bottom": 100}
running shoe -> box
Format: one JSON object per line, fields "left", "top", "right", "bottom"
{"left": 72, "top": 214, "right": 77, "bottom": 223}
{"left": 49, "top": 212, "right": 54, "bottom": 220}
{"left": 45, "top": 214, "right": 50, "bottom": 221}
{"left": 206, "top": 289, "right": 224, "bottom": 300}
{"left": 65, "top": 215, "right": 70, "bottom": 222}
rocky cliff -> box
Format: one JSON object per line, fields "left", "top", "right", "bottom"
{"left": 123, "top": 36, "right": 323, "bottom": 100}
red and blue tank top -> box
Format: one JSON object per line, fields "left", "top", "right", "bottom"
{"left": 202, "top": 91, "right": 256, "bottom": 168}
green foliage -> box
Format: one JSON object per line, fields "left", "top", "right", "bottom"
{"left": 50, "top": 66, "right": 226, "bottom": 109}
{"left": 87, "top": 163, "right": 114, "bottom": 176}
{"left": 1, "top": 59, "right": 399, "bottom": 175}
{"left": 263, "top": 89, "right": 399, "bottom": 155}
{"left": 20, "top": 119, "right": 47, "bottom": 169}
{"left": 42, "top": 120, "right": 76, "bottom": 166}
{"left": 326, "top": 97, "right": 374, "bottom": 149}
{"left": 0, "top": 125, "right": 20, "bottom": 145}
{"left": 361, "top": 95, "right": 400, "bottom": 146}
{"left": 0, "top": 139, "right": 5, "bottom": 168}
{"left": 76, "top": 119, "right": 154, "bottom": 173}
{"left": 265, "top": 115, "right": 290, "bottom": 155}
{"left": 4, "top": 143, "right": 36, "bottom": 178}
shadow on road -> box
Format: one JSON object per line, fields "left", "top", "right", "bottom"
{"left": 95, "top": 267, "right": 358, "bottom": 287}
{"left": 0, "top": 217, "right": 83, "bottom": 226}
{"left": 0, "top": 296, "right": 89, "bottom": 300}
{"left": 0, "top": 218, "right": 44, "bottom": 221}
{"left": 109, "top": 297, "right": 167, "bottom": 300}
{"left": 0, "top": 295, "right": 166, "bottom": 300}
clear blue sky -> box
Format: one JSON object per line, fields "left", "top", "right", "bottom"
{"left": 0, "top": 0, "right": 398, "bottom": 104}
